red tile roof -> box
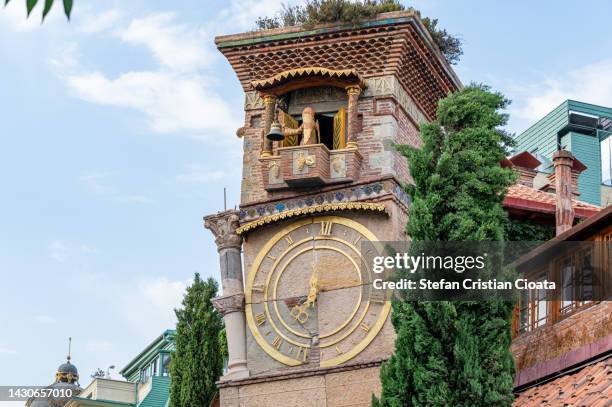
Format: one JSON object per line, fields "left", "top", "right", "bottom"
{"left": 504, "top": 184, "right": 601, "bottom": 219}
{"left": 514, "top": 356, "right": 612, "bottom": 406}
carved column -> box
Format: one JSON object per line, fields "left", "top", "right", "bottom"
{"left": 346, "top": 85, "right": 362, "bottom": 149}
{"left": 261, "top": 94, "right": 277, "bottom": 157}
{"left": 204, "top": 210, "right": 249, "bottom": 380}
{"left": 552, "top": 150, "right": 576, "bottom": 236}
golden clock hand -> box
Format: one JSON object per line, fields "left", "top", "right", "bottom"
{"left": 291, "top": 264, "right": 320, "bottom": 325}
{"left": 305, "top": 263, "right": 319, "bottom": 307}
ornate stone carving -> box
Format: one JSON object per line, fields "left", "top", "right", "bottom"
{"left": 294, "top": 151, "right": 316, "bottom": 173}
{"left": 204, "top": 210, "right": 242, "bottom": 250}
{"left": 364, "top": 76, "right": 428, "bottom": 124}
{"left": 267, "top": 159, "right": 283, "bottom": 184}
{"left": 330, "top": 154, "right": 347, "bottom": 178}
{"left": 211, "top": 293, "right": 245, "bottom": 316}
{"left": 244, "top": 91, "right": 265, "bottom": 110}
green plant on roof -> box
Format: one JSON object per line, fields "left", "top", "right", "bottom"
{"left": 256, "top": 0, "right": 463, "bottom": 64}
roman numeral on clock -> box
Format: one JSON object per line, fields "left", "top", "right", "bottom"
{"left": 320, "top": 221, "right": 333, "bottom": 236}
{"left": 371, "top": 288, "right": 386, "bottom": 303}
{"left": 255, "top": 313, "right": 266, "bottom": 326}
{"left": 296, "top": 346, "right": 308, "bottom": 362}
{"left": 285, "top": 235, "right": 294, "bottom": 246}
{"left": 252, "top": 284, "right": 264, "bottom": 293}
{"left": 272, "top": 336, "right": 282, "bottom": 350}
{"left": 360, "top": 322, "right": 370, "bottom": 332}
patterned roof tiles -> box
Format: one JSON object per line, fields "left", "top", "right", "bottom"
{"left": 514, "top": 356, "right": 612, "bottom": 406}
{"left": 504, "top": 184, "right": 601, "bottom": 219}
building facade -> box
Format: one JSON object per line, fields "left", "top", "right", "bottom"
{"left": 66, "top": 330, "right": 175, "bottom": 407}
{"left": 512, "top": 204, "right": 612, "bottom": 405}
{"left": 515, "top": 100, "right": 612, "bottom": 206}
{"left": 26, "top": 352, "right": 82, "bottom": 407}
{"left": 204, "top": 10, "right": 460, "bottom": 407}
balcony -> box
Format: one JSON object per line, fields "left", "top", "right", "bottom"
{"left": 261, "top": 144, "right": 362, "bottom": 190}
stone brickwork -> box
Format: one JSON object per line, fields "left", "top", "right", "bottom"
{"left": 219, "top": 364, "right": 383, "bottom": 407}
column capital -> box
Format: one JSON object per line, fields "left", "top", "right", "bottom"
{"left": 211, "top": 293, "right": 245, "bottom": 316}
{"left": 346, "top": 85, "right": 362, "bottom": 96}
{"left": 204, "top": 210, "right": 242, "bottom": 250}
{"left": 261, "top": 93, "right": 277, "bottom": 105}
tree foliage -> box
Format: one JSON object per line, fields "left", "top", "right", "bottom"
{"left": 256, "top": 0, "right": 462, "bottom": 64}
{"left": 169, "top": 274, "right": 224, "bottom": 407}
{"left": 4, "top": 0, "right": 72, "bottom": 21}
{"left": 90, "top": 368, "right": 105, "bottom": 379}
{"left": 504, "top": 219, "right": 554, "bottom": 241}
{"left": 373, "top": 85, "right": 517, "bottom": 406}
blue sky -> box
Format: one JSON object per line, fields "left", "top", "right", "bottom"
{"left": 1, "top": 0, "right": 612, "bottom": 393}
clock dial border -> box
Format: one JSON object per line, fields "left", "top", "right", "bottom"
{"left": 245, "top": 215, "right": 390, "bottom": 367}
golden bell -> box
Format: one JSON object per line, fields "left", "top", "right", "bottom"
{"left": 266, "top": 121, "right": 284, "bottom": 141}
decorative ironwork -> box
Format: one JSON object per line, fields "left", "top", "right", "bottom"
{"left": 236, "top": 202, "right": 387, "bottom": 235}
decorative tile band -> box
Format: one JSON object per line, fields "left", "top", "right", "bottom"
{"left": 238, "top": 180, "right": 411, "bottom": 225}
{"left": 236, "top": 202, "right": 387, "bottom": 235}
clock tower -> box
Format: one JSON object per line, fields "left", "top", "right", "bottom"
{"left": 205, "top": 10, "right": 460, "bottom": 406}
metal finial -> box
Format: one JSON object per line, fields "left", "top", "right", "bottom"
{"left": 67, "top": 337, "right": 72, "bottom": 362}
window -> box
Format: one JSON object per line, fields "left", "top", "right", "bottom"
{"left": 517, "top": 272, "right": 549, "bottom": 334}
{"left": 161, "top": 354, "right": 171, "bottom": 377}
{"left": 601, "top": 136, "right": 612, "bottom": 186}
{"left": 140, "top": 367, "right": 149, "bottom": 383}
{"left": 140, "top": 357, "right": 159, "bottom": 382}
{"left": 152, "top": 357, "right": 158, "bottom": 377}
{"left": 559, "top": 248, "right": 594, "bottom": 315}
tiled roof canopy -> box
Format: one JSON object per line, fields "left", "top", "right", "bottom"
{"left": 514, "top": 356, "right": 612, "bottom": 407}
{"left": 504, "top": 184, "right": 600, "bottom": 219}
{"left": 215, "top": 11, "right": 461, "bottom": 120}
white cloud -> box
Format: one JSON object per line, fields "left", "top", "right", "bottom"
{"left": 70, "top": 272, "right": 189, "bottom": 339}
{"left": 66, "top": 70, "right": 236, "bottom": 136}
{"left": 511, "top": 59, "right": 612, "bottom": 122}
{"left": 77, "top": 9, "right": 121, "bottom": 33}
{"left": 115, "top": 12, "right": 213, "bottom": 72}
{"left": 53, "top": 10, "right": 241, "bottom": 141}
{"left": 175, "top": 164, "right": 226, "bottom": 183}
{"left": 216, "top": 0, "right": 298, "bottom": 33}
{"left": 48, "top": 240, "right": 68, "bottom": 262}
{"left": 34, "top": 315, "right": 57, "bottom": 324}
{"left": 118, "top": 277, "right": 188, "bottom": 337}
{"left": 140, "top": 277, "right": 187, "bottom": 312}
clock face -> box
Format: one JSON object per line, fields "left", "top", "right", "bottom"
{"left": 245, "top": 215, "right": 390, "bottom": 368}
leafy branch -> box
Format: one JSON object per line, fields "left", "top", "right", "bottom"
{"left": 4, "top": 0, "right": 72, "bottom": 21}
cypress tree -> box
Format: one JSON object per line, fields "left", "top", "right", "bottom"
{"left": 374, "top": 85, "right": 517, "bottom": 406}
{"left": 169, "top": 274, "right": 224, "bottom": 407}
